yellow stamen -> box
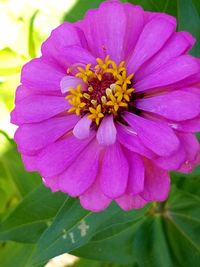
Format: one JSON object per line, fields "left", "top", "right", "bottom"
{"left": 83, "top": 93, "right": 90, "bottom": 99}
{"left": 110, "top": 83, "right": 117, "bottom": 93}
{"left": 101, "top": 96, "right": 107, "bottom": 105}
{"left": 107, "top": 93, "right": 128, "bottom": 112}
{"left": 88, "top": 86, "right": 93, "bottom": 92}
{"left": 66, "top": 55, "right": 134, "bottom": 125}
{"left": 76, "top": 64, "right": 94, "bottom": 82}
{"left": 88, "top": 104, "right": 104, "bottom": 125}
{"left": 68, "top": 102, "right": 86, "bottom": 116}
{"left": 115, "top": 86, "right": 135, "bottom": 102}
{"left": 91, "top": 99, "right": 97, "bottom": 106}
{"left": 106, "top": 88, "right": 112, "bottom": 98}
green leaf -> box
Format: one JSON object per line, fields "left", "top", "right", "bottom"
{"left": 0, "top": 242, "right": 37, "bottom": 267}
{"left": 171, "top": 167, "right": 200, "bottom": 196}
{"left": 28, "top": 10, "right": 39, "bottom": 58}
{"left": 26, "top": 177, "right": 200, "bottom": 267}
{"left": 73, "top": 221, "right": 140, "bottom": 265}
{"left": 126, "top": 0, "right": 168, "bottom": 13}
{"left": 132, "top": 216, "right": 175, "bottom": 267}
{"left": 0, "top": 48, "right": 24, "bottom": 76}
{"left": 63, "top": 0, "right": 170, "bottom": 23}
{"left": 164, "top": 190, "right": 200, "bottom": 266}
{"left": 192, "top": 0, "right": 200, "bottom": 16}
{"left": 0, "top": 188, "right": 7, "bottom": 214}
{"left": 0, "top": 185, "right": 67, "bottom": 243}
{"left": 73, "top": 206, "right": 149, "bottom": 265}
{"left": 163, "top": 0, "right": 178, "bottom": 17}
{"left": 126, "top": 0, "right": 178, "bottom": 16}
{"left": 63, "top": 0, "right": 179, "bottom": 28}
{"left": 74, "top": 187, "right": 200, "bottom": 266}
{"left": 28, "top": 199, "right": 148, "bottom": 266}
{"left": 63, "top": 0, "right": 103, "bottom": 22}
{"left": 177, "top": 0, "right": 200, "bottom": 56}
{"left": 0, "top": 132, "right": 41, "bottom": 200}
{"left": 127, "top": 0, "right": 162, "bottom": 11}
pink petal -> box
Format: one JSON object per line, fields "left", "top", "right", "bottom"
{"left": 96, "top": 115, "right": 117, "bottom": 146}
{"left": 73, "top": 116, "right": 92, "bottom": 140}
{"left": 127, "top": 16, "right": 176, "bottom": 73}
{"left": 100, "top": 142, "right": 129, "bottom": 198}
{"left": 21, "top": 154, "right": 37, "bottom": 172}
{"left": 126, "top": 151, "right": 145, "bottom": 195}
{"left": 43, "top": 177, "right": 59, "bottom": 192}
{"left": 14, "top": 115, "right": 79, "bottom": 154}
{"left": 123, "top": 112, "right": 180, "bottom": 157}
{"left": 184, "top": 87, "right": 200, "bottom": 98}
{"left": 117, "top": 123, "right": 156, "bottom": 159}
{"left": 11, "top": 95, "right": 70, "bottom": 125}
{"left": 36, "top": 133, "right": 94, "bottom": 177}
{"left": 21, "top": 57, "right": 65, "bottom": 92}
{"left": 121, "top": 3, "right": 145, "bottom": 58}
{"left": 77, "top": 0, "right": 128, "bottom": 63}
{"left": 163, "top": 70, "right": 200, "bottom": 90}
{"left": 173, "top": 116, "right": 200, "bottom": 132}
{"left": 15, "top": 85, "right": 35, "bottom": 103}
{"left": 116, "top": 194, "right": 147, "bottom": 211}
{"left": 177, "top": 132, "right": 199, "bottom": 161}
{"left": 165, "top": 131, "right": 199, "bottom": 173}
{"left": 60, "top": 76, "right": 84, "bottom": 94}
{"left": 58, "top": 141, "right": 100, "bottom": 197}
{"left": 58, "top": 45, "right": 96, "bottom": 68}
{"left": 145, "top": 12, "right": 176, "bottom": 25}
{"left": 154, "top": 145, "right": 186, "bottom": 170}
{"left": 135, "top": 31, "right": 195, "bottom": 80}
{"left": 41, "top": 22, "right": 83, "bottom": 68}
{"left": 179, "top": 153, "right": 200, "bottom": 173}
{"left": 135, "top": 55, "right": 200, "bottom": 92}
{"left": 80, "top": 179, "right": 112, "bottom": 212}
{"left": 140, "top": 159, "right": 170, "bottom": 202}
{"left": 136, "top": 90, "right": 200, "bottom": 121}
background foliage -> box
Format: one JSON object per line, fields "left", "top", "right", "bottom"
{"left": 0, "top": 0, "right": 200, "bottom": 266}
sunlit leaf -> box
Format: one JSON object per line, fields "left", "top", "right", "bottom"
{"left": 0, "top": 48, "right": 23, "bottom": 76}
{"left": 0, "top": 242, "right": 37, "bottom": 267}
{"left": 28, "top": 10, "right": 39, "bottom": 58}
{"left": 0, "top": 188, "right": 7, "bottom": 214}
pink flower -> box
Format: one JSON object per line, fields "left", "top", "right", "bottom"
{"left": 11, "top": 0, "right": 200, "bottom": 212}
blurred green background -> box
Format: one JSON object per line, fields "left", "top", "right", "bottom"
{"left": 0, "top": 0, "right": 200, "bottom": 267}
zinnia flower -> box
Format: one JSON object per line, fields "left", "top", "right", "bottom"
{"left": 11, "top": 0, "right": 200, "bottom": 212}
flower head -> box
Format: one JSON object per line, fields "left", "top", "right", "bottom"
{"left": 11, "top": 0, "right": 200, "bottom": 212}
{"left": 67, "top": 56, "right": 133, "bottom": 124}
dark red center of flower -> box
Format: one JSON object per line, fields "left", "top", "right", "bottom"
{"left": 66, "top": 55, "right": 135, "bottom": 125}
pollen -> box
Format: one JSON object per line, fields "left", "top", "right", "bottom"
{"left": 66, "top": 55, "right": 135, "bottom": 125}
{"left": 88, "top": 104, "right": 104, "bottom": 125}
{"left": 107, "top": 93, "right": 128, "bottom": 112}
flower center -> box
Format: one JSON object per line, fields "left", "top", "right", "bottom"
{"left": 67, "top": 55, "right": 134, "bottom": 125}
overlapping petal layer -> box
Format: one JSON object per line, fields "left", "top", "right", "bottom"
{"left": 11, "top": 0, "right": 200, "bottom": 212}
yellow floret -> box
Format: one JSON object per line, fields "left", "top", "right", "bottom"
{"left": 66, "top": 55, "right": 134, "bottom": 125}
{"left": 107, "top": 93, "right": 128, "bottom": 112}
{"left": 88, "top": 104, "right": 104, "bottom": 125}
